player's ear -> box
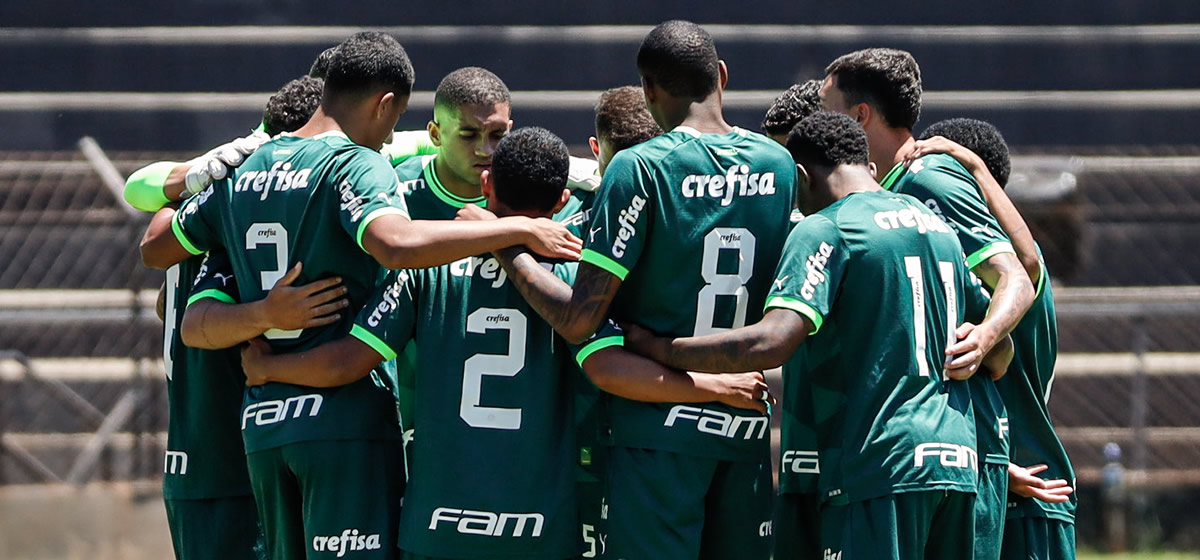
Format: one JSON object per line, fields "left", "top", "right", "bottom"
{"left": 641, "top": 76, "right": 657, "bottom": 104}
{"left": 589, "top": 137, "right": 601, "bottom": 158}
{"left": 717, "top": 60, "right": 729, "bottom": 90}
{"left": 852, "top": 102, "right": 871, "bottom": 126}
{"left": 480, "top": 170, "right": 495, "bottom": 197}
{"left": 377, "top": 92, "right": 395, "bottom": 119}
{"left": 550, "top": 188, "right": 572, "bottom": 214}
{"left": 795, "top": 163, "right": 811, "bottom": 189}
{"left": 867, "top": 161, "right": 878, "bottom": 178}
{"left": 427, "top": 120, "right": 442, "bottom": 147}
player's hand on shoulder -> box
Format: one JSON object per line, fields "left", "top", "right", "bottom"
{"left": 455, "top": 203, "right": 497, "bottom": 222}
{"left": 906, "top": 136, "right": 983, "bottom": 174}
{"left": 1008, "top": 463, "right": 1073, "bottom": 504}
{"left": 241, "top": 338, "right": 274, "bottom": 387}
{"left": 260, "top": 262, "right": 349, "bottom": 331}
{"left": 183, "top": 131, "right": 271, "bottom": 195}
{"left": 523, "top": 218, "right": 582, "bottom": 261}
{"left": 713, "top": 371, "right": 774, "bottom": 415}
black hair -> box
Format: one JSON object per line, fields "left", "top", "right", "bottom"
{"left": 323, "top": 32, "right": 415, "bottom": 100}
{"left": 308, "top": 46, "right": 338, "bottom": 79}
{"left": 786, "top": 111, "right": 870, "bottom": 169}
{"left": 762, "top": 79, "right": 823, "bottom": 137}
{"left": 434, "top": 67, "right": 511, "bottom": 113}
{"left": 918, "top": 118, "right": 1012, "bottom": 188}
{"left": 490, "top": 127, "right": 570, "bottom": 214}
{"left": 594, "top": 85, "right": 663, "bottom": 152}
{"left": 262, "top": 76, "right": 324, "bottom": 136}
{"left": 636, "top": 20, "right": 720, "bottom": 100}
{"left": 825, "top": 48, "right": 922, "bottom": 130}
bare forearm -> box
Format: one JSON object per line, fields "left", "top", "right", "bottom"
{"left": 584, "top": 350, "right": 727, "bottom": 404}
{"left": 971, "top": 168, "right": 1041, "bottom": 286}
{"left": 368, "top": 217, "right": 531, "bottom": 270}
{"left": 976, "top": 255, "right": 1035, "bottom": 340}
{"left": 983, "top": 334, "right": 1015, "bottom": 378}
{"left": 181, "top": 300, "right": 270, "bottom": 349}
{"left": 255, "top": 338, "right": 381, "bottom": 388}
{"left": 663, "top": 326, "right": 791, "bottom": 373}
{"left": 495, "top": 250, "right": 616, "bottom": 344}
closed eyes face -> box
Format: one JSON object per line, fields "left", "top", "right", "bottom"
{"left": 432, "top": 102, "right": 513, "bottom": 186}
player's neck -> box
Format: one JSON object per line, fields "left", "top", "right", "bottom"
{"left": 433, "top": 156, "right": 482, "bottom": 200}
{"left": 666, "top": 96, "right": 732, "bottom": 135}
{"left": 292, "top": 107, "right": 342, "bottom": 139}
{"left": 870, "top": 129, "right": 916, "bottom": 177}
{"left": 826, "top": 165, "right": 883, "bottom": 202}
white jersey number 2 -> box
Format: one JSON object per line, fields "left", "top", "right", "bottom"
{"left": 461, "top": 308, "right": 528, "bottom": 430}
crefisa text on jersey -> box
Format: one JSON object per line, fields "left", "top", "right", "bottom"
{"left": 233, "top": 161, "right": 313, "bottom": 202}
{"left": 680, "top": 164, "right": 777, "bottom": 207}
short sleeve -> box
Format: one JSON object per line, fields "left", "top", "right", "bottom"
{"left": 173, "top": 185, "right": 223, "bottom": 255}
{"left": 186, "top": 251, "right": 239, "bottom": 306}
{"left": 335, "top": 149, "right": 412, "bottom": 252}
{"left": 349, "top": 269, "right": 418, "bottom": 361}
{"left": 572, "top": 318, "right": 625, "bottom": 367}
{"left": 579, "top": 151, "right": 653, "bottom": 281}
{"left": 763, "top": 215, "right": 847, "bottom": 334}
{"left": 905, "top": 155, "right": 1014, "bottom": 270}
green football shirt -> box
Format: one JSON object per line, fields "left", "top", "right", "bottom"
{"left": 882, "top": 153, "right": 1013, "bottom": 466}
{"left": 161, "top": 251, "right": 252, "bottom": 500}
{"left": 998, "top": 249, "right": 1076, "bottom": 522}
{"left": 351, "top": 258, "right": 579, "bottom": 559}
{"left": 767, "top": 190, "right": 990, "bottom": 504}
{"left": 580, "top": 126, "right": 796, "bottom": 461}
{"left": 172, "top": 131, "right": 407, "bottom": 453}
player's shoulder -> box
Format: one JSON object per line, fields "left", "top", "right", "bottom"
{"left": 907, "top": 153, "right": 977, "bottom": 190}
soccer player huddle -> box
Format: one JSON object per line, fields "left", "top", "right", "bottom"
{"left": 126, "top": 20, "right": 1076, "bottom": 560}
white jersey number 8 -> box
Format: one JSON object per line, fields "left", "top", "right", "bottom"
{"left": 694, "top": 227, "right": 757, "bottom": 336}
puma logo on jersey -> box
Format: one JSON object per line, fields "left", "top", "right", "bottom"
{"left": 429, "top": 508, "right": 545, "bottom": 538}
{"left": 212, "top": 273, "right": 234, "bottom": 287}
{"left": 664, "top": 405, "right": 769, "bottom": 440}
{"left": 914, "top": 442, "right": 979, "bottom": 471}
{"left": 774, "top": 275, "right": 790, "bottom": 291}
{"left": 611, "top": 195, "right": 646, "bottom": 258}
{"left": 366, "top": 270, "right": 411, "bottom": 328}
{"left": 800, "top": 242, "right": 834, "bottom": 300}
{"left": 241, "top": 394, "right": 323, "bottom": 429}
{"left": 680, "top": 164, "right": 777, "bottom": 207}
{"left": 782, "top": 449, "right": 820, "bottom": 474}
{"left": 873, "top": 204, "right": 952, "bottom": 234}
{"left": 589, "top": 226, "right": 602, "bottom": 244}
{"left": 234, "top": 161, "right": 313, "bottom": 201}
{"left": 164, "top": 450, "right": 188, "bottom": 475}
{"left": 312, "top": 529, "right": 381, "bottom": 557}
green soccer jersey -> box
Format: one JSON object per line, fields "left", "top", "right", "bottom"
{"left": 351, "top": 259, "right": 579, "bottom": 560}
{"left": 882, "top": 153, "right": 1013, "bottom": 466}
{"left": 172, "top": 131, "right": 407, "bottom": 453}
{"left": 580, "top": 126, "right": 796, "bottom": 461}
{"left": 161, "top": 251, "right": 252, "bottom": 500}
{"left": 999, "top": 250, "right": 1076, "bottom": 522}
{"left": 767, "top": 190, "right": 991, "bottom": 504}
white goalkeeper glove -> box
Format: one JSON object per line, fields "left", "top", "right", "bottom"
{"left": 566, "top": 156, "right": 601, "bottom": 192}
{"left": 183, "top": 131, "right": 270, "bottom": 195}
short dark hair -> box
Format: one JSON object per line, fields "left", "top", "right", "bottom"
{"left": 434, "top": 67, "right": 511, "bottom": 113}
{"left": 262, "top": 76, "right": 323, "bottom": 136}
{"left": 308, "top": 46, "right": 338, "bottom": 79}
{"left": 918, "top": 118, "right": 1012, "bottom": 188}
{"left": 491, "top": 127, "right": 570, "bottom": 214}
{"left": 324, "top": 32, "right": 415, "bottom": 100}
{"left": 825, "top": 48, "right": 922, "bottom": 130}
{"left": 594, "top": 86, "right": 663, "bottom": 152}
{"left": 636, "top": 20, "right": 720, "bottom": 100}
{"left": 786, "top": 112, "right": 870, "bottom": 169}
{"left": 762, "top": 79, "right": 823, "bottom": 137}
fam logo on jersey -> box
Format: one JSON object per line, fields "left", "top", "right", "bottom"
{"left": 781, "top": 449, "right": 820, "bottom": 475}
{"left": 312, "top": 529, "right": 381, "bottom": 557}
{"left": 163, "top": 450, "right": 188, "bottom": 475}
{"left": 429, "top": 508, "right": 545, "bottom": 538}
{"left": 234, "top": 161, "right": 313, "bottom": 201}
{"left": 680, "top": 164, "right": 777, "bottom": 207}
{"left": 366, "top": 271, "right": 411, "bottom": 328}
{"left": 873, "top": 204, "right": 952, "bottom": 235}
{"left": 914, "top": 442, "right": 978, "bottom": 471}
{"left": 664, "top": 405, "right": 769, "bottom": 440}
{"left": 449, "top": 256, "right": 510, "bottom": 289}
{"left": 241, "top": 394, "right": 324, "bottom": 429}
{"left": 800, "top": 242, "right": 835, "bottom": 300}
{"left": 611, "top": 195, "right": 646, "bottom": 258}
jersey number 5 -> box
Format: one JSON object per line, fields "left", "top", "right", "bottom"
{"left": 461, "top": 308, "right": 528, "bottom": 430}
{"left": 695, "top": 227, "right": 757, "bottom": 336}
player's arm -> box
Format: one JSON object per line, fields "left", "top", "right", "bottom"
{"left": 492, "top": 247, "right": 620, "bottom": 344}
{"left": 944, "top": 253, "right": 1032, "bottom": 378}
{"left": 908, "top": 137, "right": 1041, "bottom": 285}
{"left": 241, "top": 337, "right": 382, "bottom": 388}
{"left": 140, "top": 206, "right": 197, "bottom": 270}
{"left": 623, "top": 309, "right": 811, "bottom": 373}
{"left": 360, "top": 214, "right": 581, "bottom": 271}
{"left": 180, "top": 262, "right": 347, "bottom": 349}
{"left": 123, "top": 132, "right": 268, "bottom": 212}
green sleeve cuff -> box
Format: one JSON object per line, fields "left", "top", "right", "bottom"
{"left": 123, "top": 161, "right": 177, "bottom": 212}
{"left": 355, "top": 207, "right": 409, "bottom": 252}
{"left": 171, "top": 218, "right": 204, "bottom": 255}
{"left": 765, "top": 296, "right": 823, "bottom": 334}
{"left": 1033, "top": 261, "right": 1046, "bottom": 299}
{"left": 350, "top": 324, "right": 398, "bottom": 361}
{"left": 186, "top": 289, "right": 235, "bottom": 307}
{"left": 966, "top": 241, "right": 1015, "bottom": 270}
{"left": 575, "top": 336, "right": 625, "bottom": 367}
{"left": 580, "top": 249, "right": 630, "bottom": 281}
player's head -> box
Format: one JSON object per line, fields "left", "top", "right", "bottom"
{"left": 481, "top": 127, "right": 572, "bottom": 218}
{"left": 821, "top": 48, "right": 921, "bottom": 132}
{"left": 786, "top": 112, "right": 872, "bottom": 213}
{"left": 322, "top": 32, "right": 415, "bottom": 150}
{"left": 262, "top": 76, "right": 324, "bottom": 136}
{"left": 308, "top": 46, "right": 338, "bottom": 79}
{"left": 919, "top": 118, "right": 1012, "bottom": 188}
{"left": 429, "top": 67, "right": 514, "bottom": 187}
{"left": 590, "top": 85, "right": 663, "bottom": 175}
{"left": 762, "top": 79, "right": 823, "bottom": 145}
{"left": 636, "top": 20, "right": 727, "bottom": 128}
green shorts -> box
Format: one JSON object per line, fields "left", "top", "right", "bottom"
{"left": 820, "top": 490, "right": 975, "bottom": 560}
{"left": 247, "top": 439, "right": 404, "bottom": 560}
{"left": 774, "top": 492, "right": 820, "bottom": 560}
{"left": 164, "top": 495, "right": 265, "bottom": 560}
{"left": 605, "top": 446, "right": 773, "bottom": 560}
{"left": 1001, "top": 516, "right": 1076, "bottom": 560}
{"left": 975, "top": 462, "right": 1010, "bottom": 560}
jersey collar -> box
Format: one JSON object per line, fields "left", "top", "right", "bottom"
{"left": 422, "top": 155, "right": 487, "bottom": 209}
{"left": 879, "top": 162, "right": 906, "bottom": 191}
{"left": 672, "top": 125, "right": 748, "bottom": 138}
